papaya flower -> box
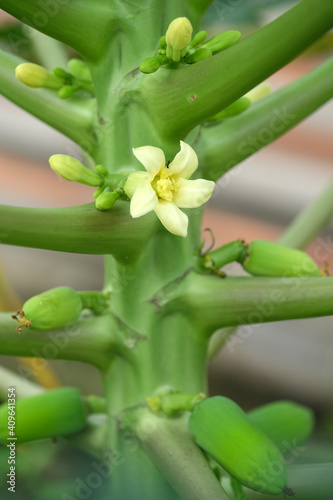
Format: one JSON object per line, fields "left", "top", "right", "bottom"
{"left": 124, "top": 141, "right": 215, "bottom": 237}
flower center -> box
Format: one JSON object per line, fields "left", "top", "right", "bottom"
{"left": 152, "top": 166, "right": 178, "bottom": 201}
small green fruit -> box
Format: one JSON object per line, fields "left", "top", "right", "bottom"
{"left": 13, "top": 286, "right": 83, "bottom": 332}
{"left": 242, "top": 240, "right": 320, "bottom": 277}
{"left": 188, "top": 396, "right": 289, "bottom": 495}
{"left": 248, "top": 400, "right": 314, "bottom": 452}
{"left": 0, "top": 388, "right": 87, "bottom": 444}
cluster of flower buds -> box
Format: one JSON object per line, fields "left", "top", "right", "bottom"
{"left": 15, "top": 58, "right": 94, "bottom": 99}
{"left": 48, "top": 154, "right": 127, "bottom": 211}
{"left": 140, "top": 17, "right": 241, "bottom": 74}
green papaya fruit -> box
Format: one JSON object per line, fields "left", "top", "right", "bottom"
{"left": 188, "top": 396, "right": 290, "bottom": 495}
{"left": 248, "top": 400, "right": 314, "bottom": 452}
{"left": 242, "top": 240, "right": 320, "bottom": 277}
{"left": 12, "top": 286, "right": 83, "bottom": 332}
{"left": 0, "top": 387, "right": 87, "bottom": 444}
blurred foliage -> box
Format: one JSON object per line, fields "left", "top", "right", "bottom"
{"left": 0, "top": 439, "right": 109, "bottom": 500}
{"left": 204, "top": 0, "right": 297, "bottom": 25}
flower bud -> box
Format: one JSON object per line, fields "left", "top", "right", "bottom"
{"left": 53, "top": 67, "right": 71, "bottom": 79}
{"left": 67, "top": 58, "right": 92, "bottom": 81}
{"left": 242, "top": 240, "right": 320, "bottom": 277}
{"left": 12, "top": 286, "right": 83, "bottom": 332}
{"left": 159, "top": 35, "right": 167, "bottom": 49}
{"left": 166, "top": 17, "right": 193, "bottom": 61}
{"left": 49, "top": 154, "right": 102, "bottom": 186}
{"left": 58, "top": 84, "right": 80, "bottom": 99}
{"left": 189, "top": 30, "right": 207, "bottom": 48}
{"left": 140, "top": 56, "right": 163, "bottom": 74}
{"left": 0, "top": 388, "right": 87, "bottom": 444}
{"left": 201, "top": 30, "right": 241, "bottom": 54}
{"left": 185, "top": 48, "right": 212, "bottom": 64}
{"left": 15, "top": 63, "right": 63, "bottom": 90}
{"left": 95, "top": 191, "right": 120, "bottom": 210}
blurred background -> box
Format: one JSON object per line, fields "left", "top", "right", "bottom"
{"left": 0, "top": 1, "right": 333, "bottom": 498}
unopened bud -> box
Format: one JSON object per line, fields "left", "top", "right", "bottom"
{"left": 185, "top": 48, "right": 212, "bottom": 64}
{"left": 67, "top": 58, "right": 91, "bottom": 81}
{"left": 140, "top": 56, "right": 163, "bottom": 74}
{"left": 166, "top": 17, "right": 193, "bottom": 61}
{"left": 95, "top": 191, "right": 120, "bottom": 210}
{"left": 190, "top": 30, "right": 207, "bottom": 48}
{"left": 201, "top": 30, "right": 241, "bottom": 55}
{"left": 15, "top": 63, "right": 63, "bottom": 90}
{"left": 49, "top": 154, "right": 102, "bottom": 186}
{"left": 58, "top": 84, "right": 80, "bottom": 99}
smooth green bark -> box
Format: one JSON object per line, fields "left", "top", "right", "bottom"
{"left": 0, "top": 313, "right": 120, "bottom": 369}
{"left": 164, "top": 274, "right": 333, "bottom": 335}
{"left": 0, "top": 202, "right": 156, "bottom": 259}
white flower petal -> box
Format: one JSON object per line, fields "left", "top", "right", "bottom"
{"left": 130, "top": 178, "right": 157, "bottom": 218}
{"left": 132, "top": 146, "right": 165, "bottom": 180}
{"left": 124, "top": 171, "right": 150, "bottom": 199}
{"left": 154, "top": 200, "right": 188, "bottom": 237}
{"left": 169, "top": 141, "right": 198, "bottom": 179}
{"left": 173, "top": 178, "right": 215, "bottom": 208}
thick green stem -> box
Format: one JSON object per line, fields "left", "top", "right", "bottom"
{"left": 143, "top": 0, "right": 333, "bottom": 138}
{"left": 0, "top": 313, "right": 119, "bottom": 369}
{"left": 278, "top": 178, "right": 333, "bottom": 249}
{"left": 199, "top": 57, "right": 333, "bottom": 181}
{"left": 163, "top": 274, "right": 333, "bottom": 335}
{"left": 135, "top": 410, "right": 231, "bottom": 500}
{"left": 0, "top": 202, "right": 156, "bottom": 259}
{"left": 0, "top": 49, "right": 96, "bottom": 150}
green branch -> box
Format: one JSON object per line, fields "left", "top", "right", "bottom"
{"left": 135, "top": 410, "right": 231, "bottom": 500}
{"left": 143, "top": 0, "right": 333, "bottom": 138}
{"left": 278, "top": 178, "right": 333, "bottom": 249}
{"left": 0, "top": 202, "right": 156, "bottom": 260}
{"left": 0, "top": 313, "right": 119, "bottom": 370}
{"left": 199, "top": 57, "right": 333, "bottom": 181}
{"left": 163, "top": 273, "right": 333, "bottom": 335}
{"left": 0, "top": 49, "right": 96, "bottom": 150}
{"left": 0, "top": 0, "right": 114, "bottom": 60}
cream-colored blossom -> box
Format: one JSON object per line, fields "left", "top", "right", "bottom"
{"left": 124, "top": 141, "right": 215, "bottom": 237}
